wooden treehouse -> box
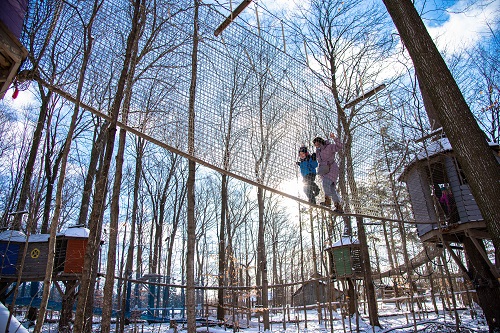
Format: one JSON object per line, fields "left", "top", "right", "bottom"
{"left": 325, "top": 236, "right": 363, "bottom": 280}
{"left": 400, "top": 137, "right": 499, "bottom": 241}
{"left": 400, "top": 135, "right": 500, "bottom": 280}
{"left": 0, "top": 226, "right": 91, "bottom": 307}
{"left": 0, "top": 226, "right": 90, "bottom": 282}
{"left": 0, "top": 0, "right": 29, "bottom": 99}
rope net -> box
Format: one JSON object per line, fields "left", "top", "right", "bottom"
{"left": 23, "top": 0, "right": 416, "bottom": 220}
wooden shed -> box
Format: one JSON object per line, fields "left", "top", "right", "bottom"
{"left": 325, "top": 237, "right": 362, "bottom": 279}
{"left": 292, "top": 278, "right": 342, "bottom": 306}
{"left": 54, "top": 226, "right": 90, "bottom": 275}
{"left": 400, "top": 137, "right": 499, "bottom": 242}
{"left": 0, "top": 230, "right": 26, "bottom": 277}
{"left": 22, "top": 234, "right": 50, "bottom": 281}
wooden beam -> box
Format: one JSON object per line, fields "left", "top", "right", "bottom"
{"left": 465, "top": 231, "right": 500, "bottom": 279}
{"left": 343, "top": 84, "right": 386, "bottom": 109}
{"left": 465, "top": 229, "right": 491, "bottom": 240}
{"left": 442, "top": 241, "right": 472, "bottom": 281}
{"left": 214, "top": 0, "right": 253, "bottom": 37}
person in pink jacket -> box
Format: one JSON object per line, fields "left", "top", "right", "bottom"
{"left": 313, "top": 132, "right": 343, "bottom": 213}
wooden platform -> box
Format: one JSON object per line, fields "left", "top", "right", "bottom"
{"left": 0, "top": 20, "right": 27, "bottom": 99}
{"left": 419, "top": 220, "right": 488, "bottom": 243}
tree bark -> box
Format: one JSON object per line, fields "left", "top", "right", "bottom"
{"left": 462, "top": 237, "right": 500, "bottom": 331}
{"left": 186, "top": 1, "right": 200, "bottom": 331}
{"left": 58, "top": 280, "right": 77, "bottom": 333}
{"left": 217, "top": 174, "right": 227, "bottom": 321}
{"left": 309, "top": 210, "right": 322, "bottom": 324}
{"left": 257, "top": 187, "right": 270, "bottom": 330}
{"left": 355, "top": 217, "right": 380, "bottom": 327}
{"left": 118, "top": 137, "right": 144, "bottom": 333}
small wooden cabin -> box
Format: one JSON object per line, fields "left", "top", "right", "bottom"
{"left": 0, "top": 230, "right": 25, "bottom": 277}
{"left": 23, "top": 234, "right": 50, "bottom": 281}
{"left": 54, "top": 226, "right": 90, "bottom": 275}
{"left": 400, "top": 137, "right": 500, "bottom": 242}
{"left": 0, "top": 0, "right": 29, "bottom": 99}
{"left": 292, "top": 278, "right": 342, "bottom": 306}
{"left": 325, "top": 237, "right": 363, "bottom": 279}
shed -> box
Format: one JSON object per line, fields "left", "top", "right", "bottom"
{"left": 400, "top": 137, "right": 499, "bottom": 242}
{"left": 54, "top": 226, "right": 90, "bottom": 275}
{"left": 292, "top": 278, "right": 342, "bottom": 306}
{"left": 0, "top": 230, "right": 25, "bottom": 276}
{"left": 22, "top": 234, "right": 50, "bottom": 280}
{"left": 325, "top": 237, "right": 362, "bottom": 279}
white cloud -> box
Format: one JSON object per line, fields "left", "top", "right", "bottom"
{"left": 426, "top": 1, "right": 499, "bottom": 54}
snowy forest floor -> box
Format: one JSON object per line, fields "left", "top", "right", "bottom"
{"left": 26, "top": 303, "right": 490, "bottom": 333}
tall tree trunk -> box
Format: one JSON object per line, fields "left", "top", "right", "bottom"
{"left": 40, "top": 107, "right": 62, "bottom": 233}
{"left": 462, "top": 237, "right": 500, "bottom": 331}
{"left": 118, "top": 137, "right": 144, "bottom": 333}
{"left": 9, "top": 0, "right": 64, "bottom": 228}
{"left": 10, "top": 90, "right": 51, "bottom": 229}
{"left": 186, "top": 1, "right": 200, "bottom": 331}
{"left": 381, "top": 0, "right": 500, "bottom": 251}
{"left": 101, "top": 13, "right": 146, "bottom": 327}
{"left": 58, "top": 280, "right": 78, "bottom": 333}
{"left": 309, "top": 210, "right": 322, "bottom": 323}
{"left": 257, "top": 187, "right": 270, "bottom": 330}
{"left": 342, "top": 126, "right": 380, "bottom": 327}
{"left": 355, "top": 217, "right": 380, "bottom": 327}
{"left": 33, "top": 1, "right": 101, "bottom": 329}
{"left": 298, "top": 204, "right": 308, "bottom": 327}
{"left": 77, "top": 121, "right": 108, "bottom": 226}
{"left": 73, "top": 0, "right": 143, "bottom": 329}
{"left": 100, "top": 115, "right": 129, "bottom": 332}
{"left": 217, "top": 174, "right": 227, "bottom": 321}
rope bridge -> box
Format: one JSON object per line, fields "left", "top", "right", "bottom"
{"left": 22, "top": 0, "right": 414, "bottom": 221}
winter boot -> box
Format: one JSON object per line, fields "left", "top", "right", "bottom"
{"left": 320, "top": 196, "right": 332, "bottom": 207}
{"left": 333, "top": 201, "right": 344, "bottom": 214}
{"left": 312, "top": 183, "right": 320, "bottom": 197}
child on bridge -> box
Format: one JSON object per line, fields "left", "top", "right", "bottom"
{"left": 313, "top": 132, "right": 343, "bottom": 213}
{"left": 297, "top": 146, "right": 320, "bottom": 204}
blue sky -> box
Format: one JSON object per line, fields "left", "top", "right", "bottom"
{"left": 251, "top": 0, "right": 499, "bottom": 55}
{"left": 417, "top": 0, "right": 499, "bottom": 54}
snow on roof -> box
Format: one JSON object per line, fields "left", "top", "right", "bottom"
{"left": 62, "top": 226, "right": 90, "bottom": 238}
{"left": 28, "top": 234, "right": 50, "bottom": 242}
{"left": 415, "top": 137, "right": 498, "bottom": 161}
{"left": 0, "top": 230, "right": 26, "bottom": 242}
{"left": 331, "top": 237, "right": 359, "bottom": 247}
{"left": 416, "top": 137, "right": 452, "bottom": 160}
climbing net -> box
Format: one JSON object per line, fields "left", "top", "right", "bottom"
{"left": 23, "top": 0, "right": 415, "bottom": 220}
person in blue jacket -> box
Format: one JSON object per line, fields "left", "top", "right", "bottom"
{"left": 297, "top": 146, "right": 320, "bottom": 204}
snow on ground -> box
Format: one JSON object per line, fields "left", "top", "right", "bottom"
{"left": 27, "top": 302, "right": 490, "bottom": 333}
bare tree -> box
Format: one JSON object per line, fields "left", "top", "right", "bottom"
{"left": 211, "top": 41, "right": 252, "bottom": 322}
{"left": 33, "top": 1, "right": 102, "bottom": 331}
{"left": 249, "top": 37, "right": 288, "bottom": 330}
{"left": 99, "top": 2, "right": 146, "bottom": 329}
{"left": 8, "top": 0, "right": 64, "bottom": 230}
{"left": 186, "top": 0, "right": 200, "bottom": 331}
{"left": 73, "top": 0, "right": 145, "bottom": 330}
